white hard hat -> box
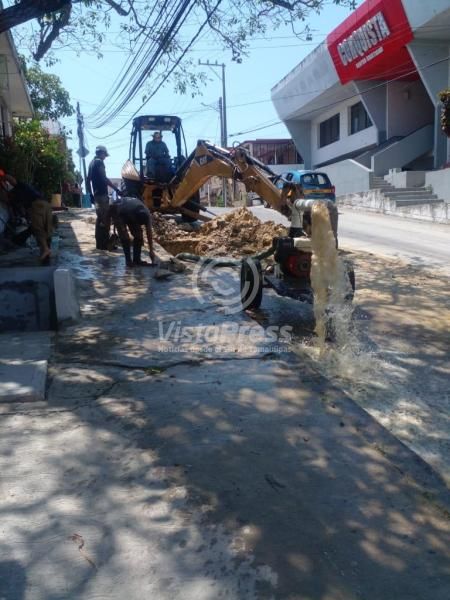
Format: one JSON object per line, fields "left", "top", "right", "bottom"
{"left": 96, "top": 145, "right": 109, "bottom": 156}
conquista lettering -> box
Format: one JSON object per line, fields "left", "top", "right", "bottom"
{"left": 337, "top": 12, "right": 391, "bottom": 67}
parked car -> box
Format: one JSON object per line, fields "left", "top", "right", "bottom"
{"left": 276, "top": 170, "right": 336, "bottom": 202}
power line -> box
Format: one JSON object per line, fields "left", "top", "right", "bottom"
{"left": 92, "top": 0, "right": 226, "bottom": 138}
{"left": 229, "top": 53, "right": 450, "bottom": 136}
{"left": 88, "top": 0, "right": 199, "bottom": 128}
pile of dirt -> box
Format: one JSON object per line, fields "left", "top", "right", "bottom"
{"left": 194, "top": 208, "right": 287, "bottom": 257}
{"left": 152, "top": 213, "right": 190, "bottom": 243}
{"left": 153, "top": 208, "right": 287, "bottom": 258}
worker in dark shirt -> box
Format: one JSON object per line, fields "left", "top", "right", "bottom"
{"left": 110, "top": 196, "right": 156, "bottom": 267}
{"left": 145, "top": 132, "right": 172, "bottom": 181}
{"left": 87, "top": 145, "right": 122, "bottom": 250}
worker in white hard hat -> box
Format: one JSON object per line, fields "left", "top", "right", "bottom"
{"left": 87, "top": 145, "right": 122, "bottom": 250}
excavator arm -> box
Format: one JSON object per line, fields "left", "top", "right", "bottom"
{"left": 124, "top": 137, "right": 290, "bottom": 217}
{"left": 167, "top": 140, "right": 289, "bottom": 215}
{"left": 168, "top": 140, "right": 237, "bottom": 207}
{"left": 232, "top": 147, "right": 288, "bottom": 214}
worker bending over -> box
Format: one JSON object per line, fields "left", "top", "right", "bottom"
{"left": 111, "top": 196, "right": 156, "bottom": 267}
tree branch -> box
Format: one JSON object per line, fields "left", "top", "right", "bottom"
{"left": 33, "top": 5, "right": 72, "bottom": 61}
{"left": 104, "top": 0, "right": 130, "bottom": 16}
{"left": 0, "top": 0, "right": 72, "bottom": 34}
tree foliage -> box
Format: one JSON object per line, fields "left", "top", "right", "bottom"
{"left": 22, "top": 60, "right": 74, "bottom": 120}
{"left": 0, "top": 120, "right": 76, "bottom": 198}
{"left": 2, "top": 0, "right": 356, "bottom": 120}
{"left": 3, "top": 1, "right": 356, "bottom": 63}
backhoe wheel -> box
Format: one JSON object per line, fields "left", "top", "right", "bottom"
{"left": 240, "top": 258, "right": 263, "bottom": 310}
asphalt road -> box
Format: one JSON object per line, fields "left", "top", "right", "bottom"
{"left": 211, "top": 205, "right": 450, "bottom": 272}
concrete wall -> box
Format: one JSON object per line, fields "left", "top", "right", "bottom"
{"left": 385, "top": 170, "right": 426, "bottom": 188}
{"left": 271, "top": 43, "right": 339, "bottom": 121}
{"left": 0, "top": 267, "right": 57, "bottom": 332}
{"left": 320, "top": 159, "right": 372, "bottom": 196}
{"left": 386, "top": 80, "right": 434, "bottom": 138}
{"left": 338, "top": 189, "right": 450, "bottom": 223}
{"left": 426, "top": 168, "right": 450, "bottom": 203}
{"left": 354, "top": 80, "right": 387, "bottom": 142}
{"left": 372, "top": 124, "right": 434, "bottom": 176}
{"left": 311, "top": 97, "right": 378, "bottom": 167}
{"left": 407, "top": 41, "right": 450, "bottom": 168}
{"left": 402, "top": 0, "right": 450, "bottom": 30}
{"left": 285, "top": 120, "right": 312, "bottom": 169}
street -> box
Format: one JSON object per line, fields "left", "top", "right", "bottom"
{"left": 0, "top": 210, "right": 449, "bottom": 599}
{"left": 211, "top": 205, "right": 450, "bottom": 485}
{"left": 211, "top": 206, "right": 450, "bottom": 272}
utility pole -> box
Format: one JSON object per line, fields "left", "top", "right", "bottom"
{"left": 218, "top": 97, "right": 224, "bottom": 148}
{"left": 220, "top": 63, "right": 227, "bottom": 148}
{"left": 76, "top": 102, "right": 89, "bottom": 198}
{"left": 199, "top": 60, "right": 228, "bottom": 206}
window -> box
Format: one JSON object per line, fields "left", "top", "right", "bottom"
{"left": 316, "top": 174, "right": 330, "bottom": 186}
{"left": 300, "top": 173, "right": 332, "bottom": 188}
{"left": 319, "top": 114, "right": 340, "bottom": 148}
{"left": 350, "top": 102, "right": 372, "bottom": 135}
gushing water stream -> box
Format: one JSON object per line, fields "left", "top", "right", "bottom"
{"left": 305, "top": 201, "right": 377, "bottom": 386}
{"left": 310, "top": 202, "right": 352, "bottom": 353}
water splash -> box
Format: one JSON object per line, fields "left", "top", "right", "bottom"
{"left": 310, "top": 202, "right": 351, "bottom": 351}
{"left": 307, "top": 201, "right": 376, "bottom": 385}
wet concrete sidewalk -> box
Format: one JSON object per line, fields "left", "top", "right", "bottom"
{"left": 0, "top": 210, "right": 449, "bottom": 600}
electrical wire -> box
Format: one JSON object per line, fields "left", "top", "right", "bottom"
{"left": 88, "top": 0, "right": 198, "bottom": 128}
{"left": 76, "top": 16, "right": 450, "bottom": 138}
{"left": 229, "top": 53, "right": 450, "bottom": 136}
{"left": 90, "top": 0, "right": 225, "bottom": 137}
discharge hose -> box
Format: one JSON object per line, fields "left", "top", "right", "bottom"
{"left": 175, "top": 245, "right": 274, "bottom": 267}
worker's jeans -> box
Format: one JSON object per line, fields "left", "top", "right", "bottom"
{"left": 94, "top": 194, "right": 111, "bottom": 250}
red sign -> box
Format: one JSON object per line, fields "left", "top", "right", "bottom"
{"left": 327, "top": 0, "right": 415, "bottom": 84}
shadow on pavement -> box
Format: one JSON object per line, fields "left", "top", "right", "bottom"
{"left": 0, "top": 212, "right": 449, "bottom": 599}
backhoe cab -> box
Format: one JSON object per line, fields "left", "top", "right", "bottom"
{"left": 128, "top": 114, "right": 201, "bottom": 221}
{"left": 129, "top": 115, "right": 187, "bottom": 180}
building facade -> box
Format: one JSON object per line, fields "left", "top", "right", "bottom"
{"left": 199, "top": 138, "right": 303, "bottom": 205}
{"left": 271, "top": 0, "right": 450, "bottom": 175}
{"left": 241, "top": 139, "right": 302, "bottom": 167}
{"left": 0, "top": 30, "right": 33, "bottom": 136}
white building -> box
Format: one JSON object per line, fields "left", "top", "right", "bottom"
{"left": 272, "top": 0, "right": 450, "bottom": 191}
{"left": 0, "top": 28, "right": 34, "bottom": 136}
{"left": 0, "top": 28, "right": 33, "bottom": 236}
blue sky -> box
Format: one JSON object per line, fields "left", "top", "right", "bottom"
{"left": 17, "top": 1, "right": 362, "bottom": 178}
